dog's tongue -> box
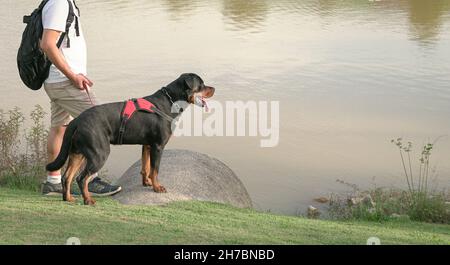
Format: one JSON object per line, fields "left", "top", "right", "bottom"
{"left": 202, "top": 97, "right": 209, "bottom": 112}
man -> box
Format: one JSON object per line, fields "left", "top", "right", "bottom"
{"left": 40, "top": 0, "right": 121, "bottom": 196}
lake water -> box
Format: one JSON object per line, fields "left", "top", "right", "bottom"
{"left": 1, "top": 0, "right": 450, "bottom": 215}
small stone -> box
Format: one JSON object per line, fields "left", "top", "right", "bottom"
{"left": 390, "top": 213, "right": 410, "bottom": 220}
{"left": 362, "top": 194, "right": 376, "bottom": 208}
{"left": 348, "top": 194, "right": 376, "bottom": 208}
{"left": 307, "top": 205, "right": 320, "bottom": 219}
{"left": 347, "top": 197, "right": 362, "bottom": 206}
{"left": 314, "top": 197, "right": 329, "bottom": 204}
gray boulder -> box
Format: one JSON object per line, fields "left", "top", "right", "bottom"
{"left": 113, "top": 149, "right": 252, "bottom": 208}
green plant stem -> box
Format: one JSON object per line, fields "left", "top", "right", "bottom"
{"left": 424, "top": 157, "right": 430, "bottom": 195}
{"left": 399, "top": 149, "right": 412, "bottom": 194}
{"left": 418, "top": 162, "right": 423, "bottom": 193}
{"left": 407, "top": 152, "right": 414, "bottom": 192}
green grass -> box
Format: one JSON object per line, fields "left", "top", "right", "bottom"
{"left": 0, "top": 188, "right": 449, "bottom": 245}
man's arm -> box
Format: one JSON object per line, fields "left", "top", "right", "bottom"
{"left": 40, "top": 29, "right": 93, "bottom": 90}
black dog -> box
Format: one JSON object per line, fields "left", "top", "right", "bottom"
{"left": 46, "top": 73, "right": 215, "bottom": 205}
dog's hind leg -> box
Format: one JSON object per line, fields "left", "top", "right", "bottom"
{"left": 141, "top": 145, "right": 152, "bottom": 187}
{"left": 77, "top": 167, "right": 97, "bottom": 206}
{"left": 149, "top": 144, "right": 166, "bottom": 193}
{"left": 75, "top": 137, "right": 110, "bottom": 205}
{"left": 62, "top": 154, "right": 85, "bottom": 203}
{"left": 77, "top": 149, "right": 109, "bottom": 205}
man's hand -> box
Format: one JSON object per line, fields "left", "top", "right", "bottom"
{"left": 69, "top": 73, "right": 93, "bottom": 90}
{"left": 41, "top": 29, "right": 94, "bottom": 89}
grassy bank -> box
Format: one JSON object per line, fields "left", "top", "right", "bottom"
{"left": 0, "top": 188, "right": 449, "bottom": 245}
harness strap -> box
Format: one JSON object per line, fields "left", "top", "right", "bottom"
{"left": 117, "top": 100, "right": 137, "bottom": 145}
{"left": 117, "top": 98, "right": 158, "bottom": 145}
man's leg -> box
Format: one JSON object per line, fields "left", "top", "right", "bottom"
{"left": 42, "top": 81, "right": 74, "bottom": 195}
{"left": 47, "top": 125, "right": 66, "bottom": 181}
{"left": 42, "top": 126, "right": 68, "bottom": 195}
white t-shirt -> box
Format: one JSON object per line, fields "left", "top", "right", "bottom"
{"left": 42, "top": 0, "right": 87, "bottom": 83}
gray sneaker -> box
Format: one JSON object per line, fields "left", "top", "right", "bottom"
{"left": 42, "top": 181, "right": 80, "bottom": 196}
{"left": 88, "top": 177, "right": 122, "bottom": 197}
{"left": 41, "top": 181, "right": 63, "bottom": 196}
{"left": 42, "top": 178, "right": 121, "bottom": 197}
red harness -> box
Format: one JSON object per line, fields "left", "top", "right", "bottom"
{"left": 117, "top": 98, "right": 156, "bottom": 145}
{"left": 122, "top": 98, "right": 155, "bottom": 118}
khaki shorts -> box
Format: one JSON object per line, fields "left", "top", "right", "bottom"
{"left": 44, "top": 80, "right": 99, "bottom": 128}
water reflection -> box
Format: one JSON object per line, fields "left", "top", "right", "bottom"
{"left": 406, "top": 0, "right": 450, "bottom": 45}
{"left": 221, "top": 0, "right": 268, "bottom": 32}
{"left": 213, "top": 0, "right": 450, "bottom": 46}
{"left": 161, "top": 0, "right": 197, "bottom": 19}
{"left": 97, "top": 0, "right": 450, "bottom": 45}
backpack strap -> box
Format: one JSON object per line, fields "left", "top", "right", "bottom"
{"left": 74, "top": 16, "right": 80, "bottom": 37}
{"left": 24, "top": 0, "right": 76, "bottom": 48}
{"left": 38, "top": 0, "right": 50, "bottom": 11}
{"left": 62, "top": 0, "right": 77, "bottom": 48}
{"left": 23, "top": 0, "right": 50, "bottom": 24}
{"left": 51, "top": 0, "right": 78, "bottom": 49}
{"left": 73, "top": 0, "right": 81, "bottom": 16}
{"left": 72, "top": 0, "right": 80, "bottom": 36}
{"left": 56, "top": 32, "right": 66, "bottom": 48}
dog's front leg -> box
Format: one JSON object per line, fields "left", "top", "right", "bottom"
{"left": 149, "top": 144, "right": 166, "bottom": 193}
{"left": 141, "top": 145, "right": 153, "bottom": 187}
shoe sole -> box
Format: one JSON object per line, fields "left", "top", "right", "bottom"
{"left": 90, "top": 186, "right": 122, "bottom": 197}
{"left": 43, "top": 187, "right": 122, "bottom": 197}
{"left": 43, "top": 192, "right": 80, "bottom": 196}
{"left": 43, "top": 192, "right": 62, "bottom": 196}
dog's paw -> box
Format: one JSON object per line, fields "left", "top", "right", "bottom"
{"left": 153, "top": 185, "right": 167, "bottom": 193}
{"left": 64, "top": 196, "right": 76, "bottom": 203}
{"left": 84, "top": 199, "right": 96, "bottom": 206}
{"left": 142, "top": 180, "right": 153, "bottom": 187}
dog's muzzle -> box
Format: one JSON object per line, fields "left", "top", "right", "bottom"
{"left": 194, "top": 95, "right": 209, "bottom": 111}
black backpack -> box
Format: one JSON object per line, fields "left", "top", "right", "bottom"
{"left": 17, "top": 0, "right": 80, "bottom": 90}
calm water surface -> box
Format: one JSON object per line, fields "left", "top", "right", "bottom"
{"left": 1, "top": 0, "right": 450, "bottom": 215}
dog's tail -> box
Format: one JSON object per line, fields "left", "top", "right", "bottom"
{"left": 46, "top": 121, "right": 78, "bottom": 172}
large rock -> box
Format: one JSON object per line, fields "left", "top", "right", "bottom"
{"left": 113, "top": 149, "right": 252, "bottom": 208}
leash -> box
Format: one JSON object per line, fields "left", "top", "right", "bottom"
{"left": 84, "top": 84, "right": 95, "bottom": 106}
{"left": 151, "top": 105, "right": 175, "bottom": 123}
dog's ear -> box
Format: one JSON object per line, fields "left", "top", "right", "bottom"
{"left": 183, "top": 73, "right": 202, "bottom": 92}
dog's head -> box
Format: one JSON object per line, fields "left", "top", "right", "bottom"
{"left": 170, "top": 73, "right": 215, "bottom": 110}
